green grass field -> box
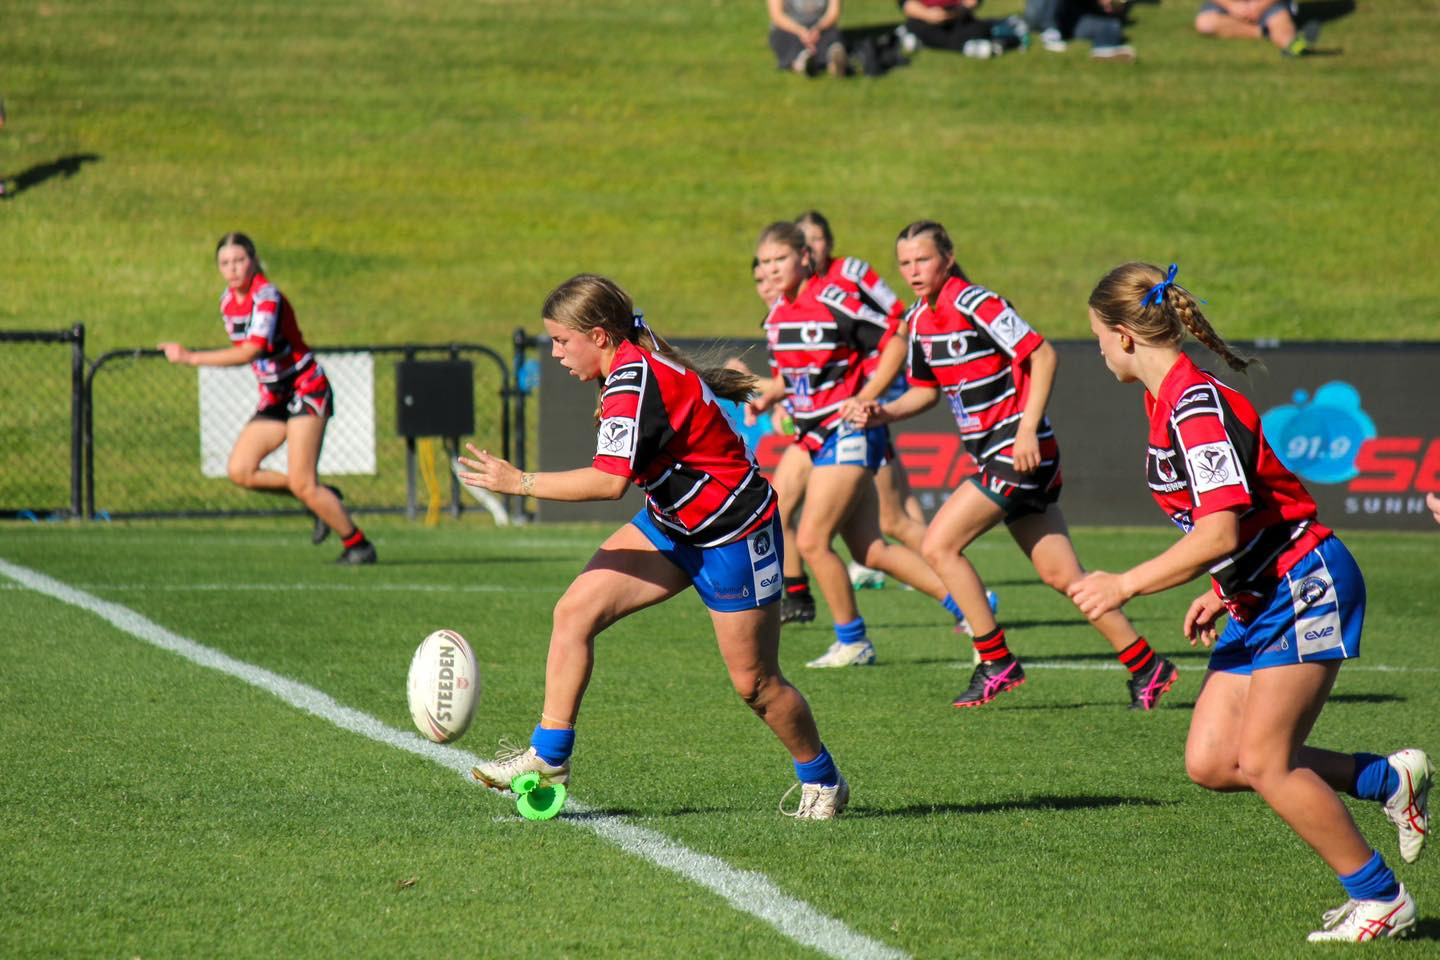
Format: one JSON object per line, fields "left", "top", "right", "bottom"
{"left": 4, "top": 1, "right": 1440, "bottom": 956}
{"left": 3, "top": 520, "right": 1438, "bottom": 958}
{"left": 2, "top": 0, "right": 1437, "bottom": 352}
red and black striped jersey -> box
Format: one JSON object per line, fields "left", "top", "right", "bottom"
{"left": 821, "top": 255, "right": 906, "bottom": 383}
{"left": 764, "top": 276, "right": 896, "bottom": 451}
{"left": 592, "top": 339, "right": 776, "bottom": 548}
{"left": 1144, "top": 353, "right": 1331, "bottom": 621}
{"left": 220, "top": 273, "right": 315, "bottom": 387}
{"left": 905, "top": 275, "right": 1057, "bottom": 485}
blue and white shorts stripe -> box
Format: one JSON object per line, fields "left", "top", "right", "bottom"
{"left": 1209, "top": 535, "right": 1365, "bottom": 675}
{"left": 811, "top": 422, "right": 888, "bottom": 471}
{"left": 631, "top": 509, "right": 784, "bottom": 612}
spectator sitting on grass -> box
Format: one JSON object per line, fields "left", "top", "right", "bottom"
{"left": 1195, "top": 0, "right": 1315, "bottom": 57}
{"left": 898, "top": 0, "right": 1028, "bottom": 59}
{"left": 1027, "top": 0, "right": 1135, "bottom": 61}
{"left": 768, "top": 0, "right": 848, "bottom": 76}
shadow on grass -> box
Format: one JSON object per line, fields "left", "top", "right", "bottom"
{"left": 576, "top": 793, "right": 1166, "bottom": 821}
{"left": 1327, "top": 692, "right": 1405, "bottom": 705}
{"left": 1296, "top": 0, "right": 1356, "bottom": 24}
{"left": 848, "top": 793, "right": 1165, "bottom": 819}
{"left": 3, "top": 153, "right": 102, "bottom": 199}
{"left": 1407, "top": 917, "right": 1440, "bottom": 943}
{"left": 875, "top": 618, "right": 1091, "bottom": 632}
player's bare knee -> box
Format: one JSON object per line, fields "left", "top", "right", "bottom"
{"left": 920, "top": 536, "right": 952, "bottom": 570}
{"left": 796, "top": 530, "right": 828, "bottom": 564}
{"left": 1038, "top": 565, "right": 1077, "bottom": 594}
{"left": 289, "top": 477, "right": 318, "bottom": 501}
{"left": 738, "top": 672, "right": 780, "bottom": 716}
{"left": 552, "top": 591, "right": 606, "bottom": 639}
{"left": 1185, "top": 754, "right": 1232, "bottom": 791}
{"left": 1194, "top": 12, "right": 1220, "bottom": 35}
{"left": 228, "top": 464, "right": 257, "bottom": 487}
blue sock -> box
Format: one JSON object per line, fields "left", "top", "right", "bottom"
{"left": 941, "top": 594, "right": 963, "bottom": 620}
{"left": 1339, "top": 850, "right": 1400, "bottom": 902}
{"left": 1351, "top": 753, "right": 1399, "bottom": 802}
{"left": 834, "top": 618, "right": 866, "bottom": 645}
{"left": 794, "top": 746, "right": 839, "bottom": 787}
{"left": 530, "top": 724, "right": 575, "bottom": 766}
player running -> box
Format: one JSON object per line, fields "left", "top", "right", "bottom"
{"left": 845, "top": 221, "right": 1175, "bottom": 709}
{"left": 1070, "top": 261, "right": 1430, "bottom": 941}
{"left": 460, "top": 273, "right": 848, "bottom": 820}
{"left": 159, "top": 232, "right": 374, "bottom": 564}
{"left": 751, "top": 221, "right": 964, "bottom": 668}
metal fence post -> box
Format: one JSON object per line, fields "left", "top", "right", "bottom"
{"left": 70, "top": 324, "right": 85, "bottom": 519}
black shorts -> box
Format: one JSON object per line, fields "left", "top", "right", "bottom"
{"left": 253, "top": 368, "right": 335, "bottom": 421}
{"left": 969, "top": 460, "right": 1062, "bottom": 524}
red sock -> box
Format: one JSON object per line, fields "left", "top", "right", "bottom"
{"left": 342, "top": 528, "right": 366, "bottom": 549}
{"left": 1118, "top": 637, "right": 1155, "bottom": 674}
{"left": 972, "top": 627, "right": 1011, "bottom": 662}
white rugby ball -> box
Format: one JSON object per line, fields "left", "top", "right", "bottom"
{"left": 407, "top": 629, "right": 480, "bottom": 744}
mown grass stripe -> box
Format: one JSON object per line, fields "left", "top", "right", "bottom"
{"left": 0, "top": 556, "right": 908, "bottom": 960}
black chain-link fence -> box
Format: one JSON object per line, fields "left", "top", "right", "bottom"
{"left": 0, "top": 327, "right": 84, "bottom": 519}
{"left": 82, "top": 343, "right": 514, "bottom": 520}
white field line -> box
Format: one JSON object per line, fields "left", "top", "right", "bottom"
{"left": 0, "top": 557, "right": 907, "bottom": 960}
{"left": 952, "top": 660, "right": 1439, "bottom": 674}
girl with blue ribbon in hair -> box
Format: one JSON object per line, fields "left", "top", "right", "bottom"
{"left": 1072, "top": 261, "right": 1430, "bottom": 942}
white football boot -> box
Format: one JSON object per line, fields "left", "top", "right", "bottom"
{"left": 1383, "top": 748, "right": 1432, "bottom": 863}
{"left": 847, "top": 561, "right": 885, "bottom": 590}
{"left": 780, "top": 773, "right": 850, "bottom": 821}
{"left": 805, "top": 639, "right": 877, "bottom": 668}
{"left": 1306, "top": 884, "right": 1416, "bottom": 942}
{"left": 471, "top": 741, "right": 570, "bottom": 790}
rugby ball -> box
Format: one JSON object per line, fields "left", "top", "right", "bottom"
{"left": 407, "top": 629, "right": 480, "bottom": 743}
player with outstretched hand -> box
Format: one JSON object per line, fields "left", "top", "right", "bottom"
{"left": 845, "top": 221, "right": 1175, "bottom": 709}
{"left": 459, "top": 273, "right": 849, "bottom": 820}
{"left": 794, "top": 210, "right": 946, "bottom": 605}
{"left": 751, "top": 221, "right": 966, "bottom": 669}
{"left": 1069, "top": 261, "right": 1430, "bottom": 942}
{"left": 159, "top": 232, "right": 374, "bottom": 564}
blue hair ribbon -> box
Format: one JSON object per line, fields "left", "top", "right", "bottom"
{"left": 1141, "top": 263, "right": 1179, "bottom": 307}
{"left": 633, "top": 310, "right": 659, "bottom": 350}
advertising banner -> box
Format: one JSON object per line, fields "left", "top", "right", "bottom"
{"left": 537, "top": 340, "right": 1440, "bottom": 531}
{"left": 199, "top": 352, "right": 377, "bottom": 477}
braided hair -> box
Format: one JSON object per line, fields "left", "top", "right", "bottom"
{"left": 1087, "top": 262, "right": 1256, "bottom": 373}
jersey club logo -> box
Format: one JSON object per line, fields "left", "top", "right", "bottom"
{"left": 1186, "top": 441, "right": 1242, "bottom": 494}
{"left": 597, "top": 417, "right": 637, "bottom": 458}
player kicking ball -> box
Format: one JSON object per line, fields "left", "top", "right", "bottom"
{"left": 459, "top": 274, "right": 848, "bottom": 820}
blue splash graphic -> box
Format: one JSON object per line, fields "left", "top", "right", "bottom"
{"left": 1261, "top": 382, "right": 1376, "bottom": 485}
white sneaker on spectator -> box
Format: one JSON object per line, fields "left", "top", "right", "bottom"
{"left": 895, "top": 25, "right": 919, "bottom": 54}
{"left": 806, "top": 639, "right": 877, "bottom": 668}
{"left": 1384, "top": 748, "right": 1433, "bottom": 863}
{"left": 962, "top": 38, "right": 998, "bottom": 59}
{"left": 1306, "top": 885, "right": 1416, "bottom": 942}
{"left": 1091, "top": 44, "right": 1135, "bottom": 62}
{"left": 1041, "top": 28, "right": 1067, "bottom": 52}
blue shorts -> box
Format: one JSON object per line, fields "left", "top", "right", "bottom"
{"left": 811, "top": 423, "right": 888, "bottom": 471}
{"left": 1209, "top": 535, "right": 1365, "bottom": 675}
{"left": 631, "top": 509, "right": 784, "bottom": 613}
